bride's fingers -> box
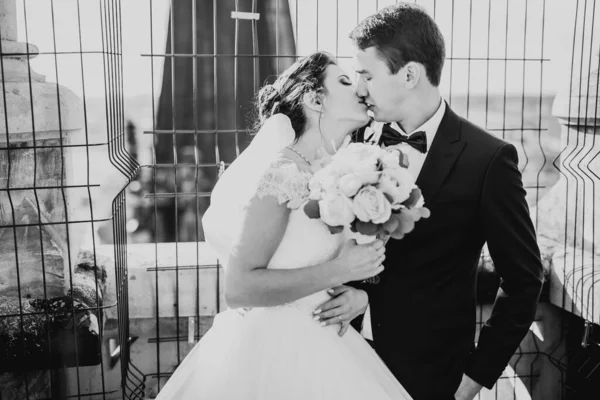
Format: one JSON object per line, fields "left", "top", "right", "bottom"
{"left": 368, "top": 247, "right": 385, "bottom": 263}
{"left": 326, "top": 285, "right": 349, "bottom": 297}
{"left": 314, "top": 306, "right": 347, "bottom": 324}
{"left": 369, "top": 240, "right": 384, "bottom": 251}
{"left": 320, "top": 313, "right": 348, "bottom": 328}
{"left": 338, "top": 321, "right": 350, "bottom": 337}
{"left": 373, "top": 253, "right": 385, "bottom": 265}
{"left": 313, "top": 297, "right": 344, "bottom": 318}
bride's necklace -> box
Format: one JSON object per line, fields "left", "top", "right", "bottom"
{"left": 286, "top": 146, "right": 313, "bottom": 165}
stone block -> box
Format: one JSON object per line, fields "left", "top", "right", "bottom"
{"left": 0, "top": 250, "right": 108, "bottom": 374}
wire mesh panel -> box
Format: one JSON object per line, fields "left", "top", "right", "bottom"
{"left": 0, "top": 0, "right": 137, "bottom": 399}
{"left": 101, "top": 0, "right": 143, "bottom": 398}
{"left": 125, "top": 0, "right": 599, "bottom": 399}
{"left": 125, "top": 0, "right": 295, "bottom": 397}
{"left": 546, "top": 0, "right": 600, "bottom": 397}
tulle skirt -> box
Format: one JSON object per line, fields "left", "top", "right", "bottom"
{"left": 155, "top": 300, "right": 411, "bottom": 399}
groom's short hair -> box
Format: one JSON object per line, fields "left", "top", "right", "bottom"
{"left": 349, "top": 3, "right": 445, "bottom": 87}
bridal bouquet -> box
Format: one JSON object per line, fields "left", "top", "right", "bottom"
{"left": 303, "top": 142, "right": 430, "bottom": 243}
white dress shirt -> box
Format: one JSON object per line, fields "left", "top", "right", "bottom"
{"left": 361, "top": 98, "right": 446, "bottom": 341}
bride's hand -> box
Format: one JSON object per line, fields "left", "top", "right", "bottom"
{"left": 377, "top": 233, "right": 391, "bottom": 245}
{"left": 331, "top": 239, "right": 386, "bottom": 283}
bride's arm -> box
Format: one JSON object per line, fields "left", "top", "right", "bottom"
{"left": 224, "top": 194, "right": 384, "bottom": 309}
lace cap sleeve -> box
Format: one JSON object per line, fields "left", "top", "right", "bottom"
{"left": 256, "top": 159, "right": 312, "bottom": 209}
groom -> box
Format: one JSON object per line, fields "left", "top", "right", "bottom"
{"left": 315, "top": 4, "right": 544, "bottom": 400}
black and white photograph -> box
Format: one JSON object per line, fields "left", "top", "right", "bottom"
{"left": 0, "top": 0, "right": 598, "bottom": 399}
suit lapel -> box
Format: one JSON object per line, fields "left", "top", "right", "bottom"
{"left": 351, "top": 126, "right": 366, "bottom": 143}
{"left": 352, "top": 120, "right": 383, "bottom": 144}
{"left": 415, "top": 105, "right": 466, "bottom": 204}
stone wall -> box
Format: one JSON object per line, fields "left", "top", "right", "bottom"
{"left": 0, "top": 1, "right": 114, "bottom": 398}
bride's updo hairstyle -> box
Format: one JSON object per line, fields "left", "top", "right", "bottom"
{"left": 255, "top": 51, "right": 336, "bottom": 139}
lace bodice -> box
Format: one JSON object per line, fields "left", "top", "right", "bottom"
{"left": 256, "top": 160, "right": 312, "bottom": 209}
{"left": 203, "top": 157, "right": 345, "bottom": 314}
{"left": 254, "top": 159, "right": 345, "bottom": 311}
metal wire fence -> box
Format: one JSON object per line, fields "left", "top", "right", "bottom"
{"left": 128, "top": 1, "right": 599, "bottom": 399}
{"left": 2, "top": 0, "right": 597, "bottom": 399}
{"left": 0, "top": 0, "right": 137, "bottom": 398}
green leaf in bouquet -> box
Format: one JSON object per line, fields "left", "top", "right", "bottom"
{"left": 382, "top": 214, "right": 400, "bottom": 234}
{"left": 391, "top": 210, "right": 416, "bottom": 237}
{"left": 402, "top": 187, "right": 422, "bottom": 208}
{"left": 404, "top": 207, "right": 431, "bottom": 221}
{"left": 355, "top": 220, "right": 382, "bottom": 236}
{"left": 327, "top": 225, "right": 344, "bottom": 234}
{"left": 399, "top": 151, "right": 410, "bottom": 169}
{"left": 303, "top": 199, "right": 321, "bottom": 219}
{"left": 383, "top": 192, "right": 395, "bottom": 205}
{"left": 390, "top": 230, "right": 406, "bottom": 240}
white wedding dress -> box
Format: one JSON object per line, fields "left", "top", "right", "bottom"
{"left": 155, "top": 115, "right": 412, "bottom": 400}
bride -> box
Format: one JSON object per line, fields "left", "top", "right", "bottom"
{"left": 155, "top": 52, "right": 412, "bottom": 400}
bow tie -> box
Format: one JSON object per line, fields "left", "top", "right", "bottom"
{"left": 380, "top": 124, "right": 428, "bottom": 154}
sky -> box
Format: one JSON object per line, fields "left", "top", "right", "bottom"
{"left": 11, "top": 0, "right": 598, "bottom": 101}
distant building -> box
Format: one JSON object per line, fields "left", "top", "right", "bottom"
{"left": 148, "top": 0, "right": 296, "bottom": 242}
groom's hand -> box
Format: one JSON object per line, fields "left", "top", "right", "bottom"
{"left": 313, "top": 285, "right": 369, "bottom": 337}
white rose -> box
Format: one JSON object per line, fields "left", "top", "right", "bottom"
{"left": 378, "top": 176, "right": 412, "bottom": 208}
{"left": 378, "top": 175, "right": 404, "bottom": 208}
{"left": 308, "top": 178, "right": 324, "bottom": 200}
{"left": 354, "top": 162, "right": 381, "bottom": 185}
{"left": 338, "top": 173, "right": 363, "bottom": 197}
{"left": 382, "top": 149, "right": 401, "bottom": 169}
{"left": 335, "top": 143, "right": 381, "bottom": 167}
{"left": 352, "top": 186, "right": 392, "bottom": 224}
{"left": 319, "top": 193, "right": 355, "bottom": 227}
{"left": 310, "top": 168, "right": 343, "bottom": 195}
{"left": 379, "top": 168, "right": 415, "bottom": 206}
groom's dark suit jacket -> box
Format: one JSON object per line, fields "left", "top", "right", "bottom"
{"left": 351, "top": 104, "right": 544, "bottom": 400}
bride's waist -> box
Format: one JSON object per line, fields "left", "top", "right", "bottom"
{"left": 232, "top": 291, "right": 330, "bottom": 315}
{"left": 282, "top": 291, "right": 330, "bottom": 312}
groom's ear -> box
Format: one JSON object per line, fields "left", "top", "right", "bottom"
{"left": 403, "top": 62, "right": 421, "bottom": 89}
